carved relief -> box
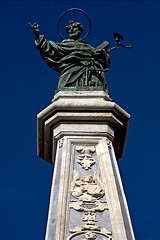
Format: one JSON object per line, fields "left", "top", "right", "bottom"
{"left": 58, "top": 138, "right": 63, "bottom": 148}
{"left": 71, "top": 170, "right": 104, "bottom": 201}
{"left": 106, "top": 139, "right": 112, "bottom": 149}
{"left": 82, "top": 231, "right": 97, "bottom": 240}
{"left": 70, "top": 223, "right": 112, "bottom": 235}
{"left": 82, "top": 231, "right": 113, "bottom": 240}
{"left": 83, "top": 212, "right": 98, "bottom": 222}
{"left": 68, "top": 231, "right": 113, "bottom": 240}
{"left": 70, "top": 200, "right": 108, "bottom": 213}
{"left": 76, "top": 146, "right": 96, "bottom": 170}
{"left": 69, "top": 170, "right": 113, "bottom": 239}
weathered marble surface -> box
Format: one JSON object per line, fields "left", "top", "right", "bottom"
{"left": 37, "top": 91, "right": 130, "bottom": 164}
{"left": 37, "top": 91, "right": 135, "bottom": 240}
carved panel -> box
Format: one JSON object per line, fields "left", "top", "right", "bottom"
{"left": 69, "top": 170, "right": 113, "bottom": 239}
{"left": 67, "top": 141, "right": 113, "bottom": 240}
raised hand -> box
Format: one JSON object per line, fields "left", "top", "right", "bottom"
{"left": 28, "top": 22, "right": 40, "bottom": 39}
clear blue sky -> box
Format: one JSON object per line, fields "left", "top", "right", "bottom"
{"left": 0, "top": 1, "right": 160, "bottom": 239}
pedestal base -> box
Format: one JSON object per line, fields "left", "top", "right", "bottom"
{"left": 37, "top": 91, "right": 135, "bottom": 240}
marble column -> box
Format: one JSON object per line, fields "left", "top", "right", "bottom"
{"left": 37, "top": 91, "right": 135, "bottom": 240}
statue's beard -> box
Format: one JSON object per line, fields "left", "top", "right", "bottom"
{"left": 69, "top": 31, "right": 81, "bottom": 40}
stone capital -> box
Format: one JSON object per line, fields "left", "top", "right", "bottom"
{"left": 37, "top": 91, "right": 130, "bottom": 165}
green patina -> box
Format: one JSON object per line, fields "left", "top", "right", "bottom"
{"left": 29, "top": 19, "right": 132, "bottom": 93}
{"left": 29, "top": 20, "right": 110, "bottom": 93}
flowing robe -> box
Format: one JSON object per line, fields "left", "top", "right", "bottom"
{"left": 35, "top": 35, "right": 110, "bottom": 90}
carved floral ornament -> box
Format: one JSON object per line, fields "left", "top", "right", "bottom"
{"left": 76, "top": 146, "right": 96, "bottom": 170}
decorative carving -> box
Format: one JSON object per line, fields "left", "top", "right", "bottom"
{"left": 58, "top": 138, "right": 63, "bottom": 148}
{"left": 76, "top": 146, "right": 96, "bottom": 170}
{"left": 70, "top": 222, "right": 112, "bottom": 235}
{"left": 68, "top": 231, "right": 113, "bottom": 240}
{"left": 71, "top": 170, "right": 104, "bottom": 201}
{"left": 83, "top": 212, "right": 98, "bottom": 222}
{"left": 70, "top": 200, "right": 108, "bottom": 212}
{"left": 82, "top": 231, "right": 97, "bottom": 240}
{"left": 106, "top": 139, "right": 112, "bottom": 149}
{"left": 70, "top": 171, "right": 112, "bottom": 238}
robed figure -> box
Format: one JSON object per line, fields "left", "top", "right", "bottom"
{"left": 29, "top": 20, "right": 110, "bottom": 92}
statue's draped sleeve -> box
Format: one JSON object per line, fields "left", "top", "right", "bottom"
{"left": 35, "top": 35, "right": 64, "bottom": 73}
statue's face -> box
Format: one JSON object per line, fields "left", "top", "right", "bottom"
{"left": 67, "top": 22, "right": 82, "bottom": 40}
{"left": 82, "top": 176, "right": 94, "bottom": 183}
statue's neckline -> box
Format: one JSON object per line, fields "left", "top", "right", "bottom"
{"left": 62, "top": 38, "right": 87, "bottom": 43}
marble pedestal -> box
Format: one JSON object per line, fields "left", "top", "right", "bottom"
{"left": 37, "top": 91, "right": 135, "bottom": 240}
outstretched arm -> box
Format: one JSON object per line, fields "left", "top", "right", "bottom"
{"left": 28, "top": 21, "right": 47, "bottom": 49}
{"left": 28, "top": 22, "right": 59, "bottom": 71}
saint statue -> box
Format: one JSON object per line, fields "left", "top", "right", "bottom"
{"left": 29, "top": 20, "right": 110, "bottom": 93}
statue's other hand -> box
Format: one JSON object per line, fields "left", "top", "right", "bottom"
{"left": 28, "top": 22, "right": 40, "bottom": 38}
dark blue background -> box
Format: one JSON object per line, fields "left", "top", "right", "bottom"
{"left": 0, "top": 1, "right": 160, "bottom": 239}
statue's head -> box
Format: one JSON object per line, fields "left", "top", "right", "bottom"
{"left": 66, "top": 20, "right": 83, "bottom": 40}
{"left": 82, "top": 175, "right": 94, "bottom": 183}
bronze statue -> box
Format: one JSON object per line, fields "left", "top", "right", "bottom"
{"left": 29, "top": 9, "right": 132, "bottom": 93}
